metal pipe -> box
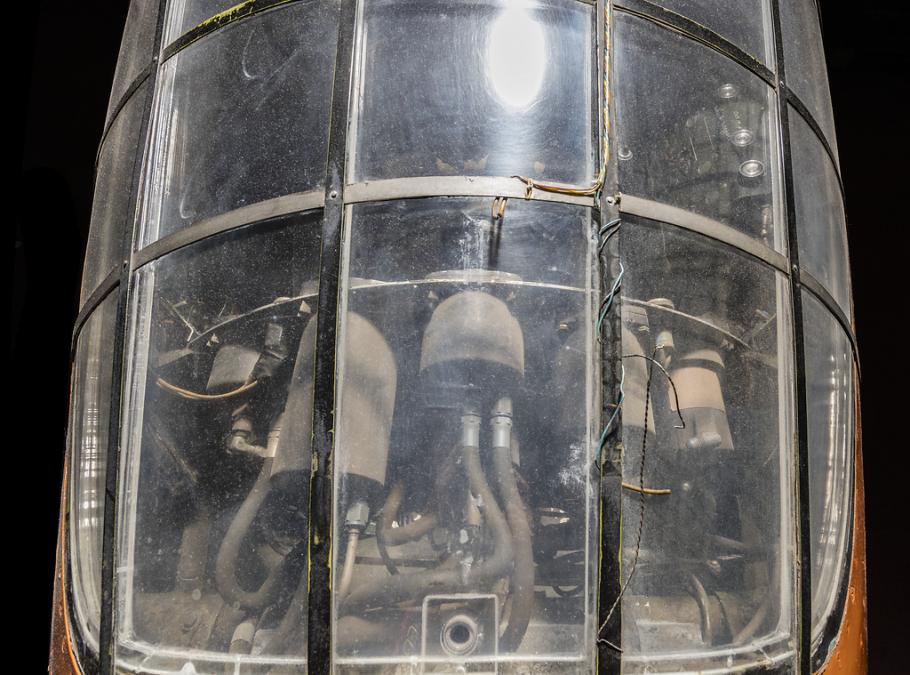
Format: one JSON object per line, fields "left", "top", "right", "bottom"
{"left": 490, "top": 397, "right": 535, "bottom": 652}
{"left": 340, "top": 410, "right": 514, "bottom": 614}
{"left": 215, "top": 458, "right": 286, "bottom": 609}
{"left": 688, "top": 573, "right": 715, "bottom": 646}
{"left": 338, "top": 529, "right": 360, "bottom": 598}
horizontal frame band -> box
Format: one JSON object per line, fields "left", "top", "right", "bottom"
{"left": 344, "top": 176, "right": 597, "bottom": 208}
{"left": 613, "top": 0, "right": 846, "bottom": 209}
{"left": 96, "top": 63, "right": 154, "bottom": 168}
{"left": 799, "top": 269, "right": 859, "bottom": 372}
{"left": 785, "top": 91, "right": 845, "bottom": 204}
{"left": 161, "top": 0, "right": 599, "bottom": 64}
{"left": 131, "top": 190, "right": 324, "bottom": 270}
{"left": 161, "top": 0, "right": 299, "bottom": 62}
{"left": 71, "top": 266, "right": 121, "bottom": 350}
{"left": 613, "top": 0, "right": 775, "bottom": 88}
{"left": 618, "top": 193, "right": 790, "bottom": 273}
{"left": 619, "top": 193, "right": 860, "bottom": 372}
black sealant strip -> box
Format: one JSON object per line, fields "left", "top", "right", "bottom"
{"left": 784, "top": 89, "right": 846, "bottom": 205}
{"left": 160, "top": 0, "right": 299, "bottom": 62}
{"left": 95, "top": 62, "right": 154, "bottom": 169}
{"left": 71, "top": 266, "right": 120, "bottom": 351}
{"left": 799, "top": 271, "right": 859, "bottom": 374}
{"left": 596, "top": 0, "right": 623, "bottom": 668}
{"left": 98, "top": 0, "right": 168, "bottom": 671}
{"left": 306, "top": 0, "right": 358, "bottom": 671}
{"left": 771, "top": 2, "right": 812, "bottom": 672}
{"left": 613, "top": 0, "right": 776, "bottom": 87}
{"left": 131, "top": 191, "right": 324, "bottom": 270}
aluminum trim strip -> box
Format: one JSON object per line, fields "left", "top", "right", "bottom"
{"left": 799, "top": 269, "right": 859, "bottom": 371}
{"left": 71, "top": 267, "right": 121, "bottom": 354}
{"left": 618, "top": 193, "right": 790, "bottom": 273}
{"left": 344, "top": 176, "right": 597, "bottom": 208}
{"left": 614, "top": 0, "right": 776, "bottom": 87}
{"left": 131, "top": 190, "right": 324, "bottom": 270}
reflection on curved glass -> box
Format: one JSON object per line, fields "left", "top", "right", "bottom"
{"left": 106, "top": 0, "right": 159, "bottom": 123}
{"left": 164, "top": 0, "right": 259, "bottom": 46}
{"left": 140, "top": 0, "right": 339, "bottom": 246}
{"left": 614, "top": 13, "right": 784, "bottom": 252}
{"left": 116, "top": 214, "right": 321, "bottom": 672}
{"left": 333, "top": 198, "right": 598, "bottom": 671}
{"left": 619, "top": 218, "right": 796, "bottom": 672}
{"left": 780, "top": 0, "right": 838, "bottom": 159}
{"left": 351, "top": 0, "right": 594, "bottom": 185}
{"left": 649, "top": 0, "right": 774, "bottom": 66}
{"left": 69, "top": 294, "right": 119, "bottom": 651}
{"left": 83, "top": 83, "right": 150, "bottom": 305}
{"left": 790, "top": 107, "right": 851, "bottom": 316}
{"left": 803, "top": 291, "right": 854, "bottom": 646}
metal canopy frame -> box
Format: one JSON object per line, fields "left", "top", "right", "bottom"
{"left": 64, "top": 1, "right": 860, "bottom": 673}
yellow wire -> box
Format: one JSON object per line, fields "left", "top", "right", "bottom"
{"left": 512, "top": 0, "right": 611, "bottom": 201}
{"left": 621, "top": 482, "right": 672, "bottom": 496}
{"left": 156, "top": 377, "right": 258, "bottom": 401}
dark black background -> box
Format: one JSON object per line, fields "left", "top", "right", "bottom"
{"left": 11, "top": 1, "right": 907, "bottom": 671}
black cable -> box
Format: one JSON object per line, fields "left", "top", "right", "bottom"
{"left": 621, "top": 353, "right": 686, "bottom": 429}
{"left": 597, "top": 347, "right": 657, "bottom": 650}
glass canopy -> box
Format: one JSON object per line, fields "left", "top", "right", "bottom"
{"left": 56, "top": 1, "right": 858, "bottom": 673}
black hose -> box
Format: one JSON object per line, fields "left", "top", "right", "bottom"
{"left": 215, "top": 458, "right": 286, "bottom": 610}
{"left": 262, "top": 574, "right": 308, "bottom": 656}
{"left": 688, "top": 573, "right": 714, "bottom": 645}
{"left": 377, "top": 482, "right": 404, "bottom": 575}
{"left": 491, "top": 445, "right": 534, "bottom": 652}
{"left": 341, "top": 441, "right": 513, "bottom": 614}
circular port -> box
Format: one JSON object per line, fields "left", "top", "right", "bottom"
{"left": 739, "top": 159, "right": 765, "bottom": 178}
{"left": 441, "top": 614, "right": 481, "bottom": 657}
{"left": 731, "top": 129, "right": 754, "bottom": 147}
{"left": 717, "top": 83, "right": 738, "bottom": 99}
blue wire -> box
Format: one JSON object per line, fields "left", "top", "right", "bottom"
{"left": 598, "top": 364, "right": 625, "bottom": 451}
{"left": 596, "top": 261, "right": 625, "bottom": 334}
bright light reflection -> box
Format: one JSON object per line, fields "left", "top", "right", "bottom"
{"left": 486, "top": 7, "right": 547, "bottom": 110}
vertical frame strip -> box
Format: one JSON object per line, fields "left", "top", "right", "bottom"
{"left": 306, "top": 0, "right": 358, "bottom": 671}
{"left": 98, "top": 2, "right": 169, "bottom": 672}
{"left": 596, "top": 0, "right": 623, "bottom": 671}
{"left": 770, "top": 1, "right": 812, "bottom": 672}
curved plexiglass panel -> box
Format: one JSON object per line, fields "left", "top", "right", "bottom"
{"left": 164, "top": 0, "right": 263, "bottom": 45}
{"left": 619, "top": 218, "right": 796, "bottom": 672}
{"left": 106, "top": 0, "right": 159, "bottom": 123}
{"left": 83, "top": 82, "right": 150, "bottom": 305}
{"left": 647, "top": 0, "right": 774, "bottom": 66}
{"left": 350, "top": 0, "right": 594, "bottom": 185}
{"left": 614, "top": 12, "right": 784, "bottom": 252}
{"left": 139, "top": 0, "right": 338, "bottom": 246}
{"left": 780, "top": 0, "right": 838, "bottom": 160}
{"left": 790, "top": 106, "right": 851, "bottom": 316}
{"left": 333, "top": 198, "right": 598, "bottom": 672}
{"left": 69, "top": 293, "right": 119, "bottom": 651}
{"left": 116, "top": 214, "right": 321, "bottom": 672}
{"left": 802, "top": 291, "right": 854, "bottom": 646}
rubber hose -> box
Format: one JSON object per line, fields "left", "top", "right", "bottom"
{"left": 341, "top": 443, "right": 513, "bottom": 613}
{"left": 215, "top": 458, "right": 286, "bottom": 610}
{"left": 492, "top": 445, "right": 535, "bottom": 652}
